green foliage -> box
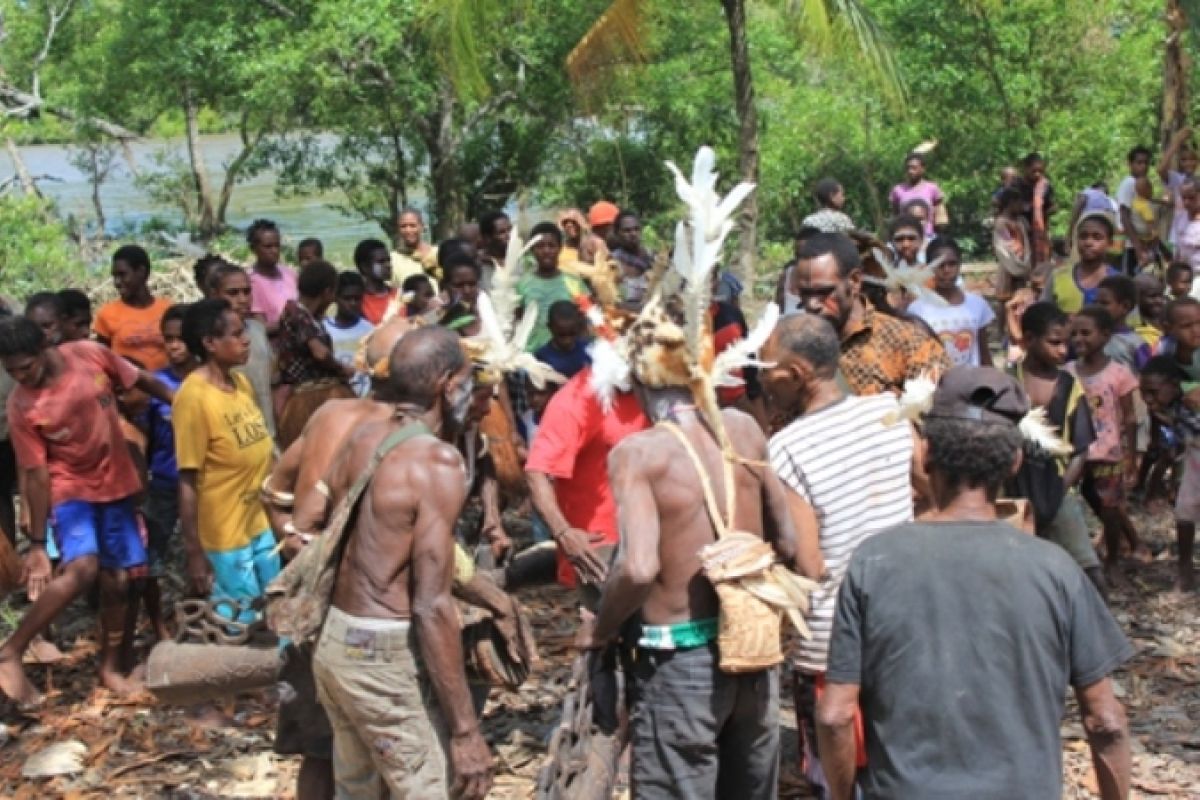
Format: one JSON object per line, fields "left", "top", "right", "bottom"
{"left": 0, "top": 195, "right": 86, "bottom": 299}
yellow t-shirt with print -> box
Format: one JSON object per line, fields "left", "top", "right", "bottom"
{"left": 173, "top": 371, "right": 273, "bottom": 553}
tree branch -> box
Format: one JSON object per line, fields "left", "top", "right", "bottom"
{"left": 0, "top": 83, "right": 140, "bottom": 140}
{"left": 254, "top": 0, "right": 296, "bottom": 19}
{"left": 449, "top": 89, "right": 517, "bottom": 153}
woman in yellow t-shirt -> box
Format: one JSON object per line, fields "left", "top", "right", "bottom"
{"left": 94, "top": 244, "right": 172, "bottom": 371}
{"left": 173, "top": 298, "right": 277, "bottom": 620}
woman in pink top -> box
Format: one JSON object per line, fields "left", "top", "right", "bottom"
{"left": 889, "top": 152, "right": 944, "bottom": 237}
{"left": 246, "top": 219, "right": 298, "bottom": 332}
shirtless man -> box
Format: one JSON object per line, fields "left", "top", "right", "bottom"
{"left": 311, "top": 326, "right": 491, "bottom": 799}
{"left": 581, "top": 379, "right": 802, "bottom": 799}
{"left": 264, "top": 395, "right": 392, "bottom": 800}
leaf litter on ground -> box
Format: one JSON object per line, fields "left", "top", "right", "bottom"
{"left": 0, "top": 504, "right": 1195, "bottom": 797}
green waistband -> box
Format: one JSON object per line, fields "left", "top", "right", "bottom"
{"left": 637, "top": 618, "right": 719, "bottom": 651}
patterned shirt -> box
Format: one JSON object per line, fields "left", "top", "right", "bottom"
{"left": 840, "top": 299, "right": 952, "bottom": 396}
{"left": 278, "top": 302, "right": 343, "bottom": 385}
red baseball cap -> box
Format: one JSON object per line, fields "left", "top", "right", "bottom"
{"left": 588, "top": 201, "right": 619, "bottom": 228}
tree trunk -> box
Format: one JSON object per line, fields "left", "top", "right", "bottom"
{"left": 429, "top": 155, "right": 465, "bottom": 240}
{"left": 216, "top": 112, "right": 263, "bottom": 229}
{"left": 721, "top": 0, "right": 759, "bottom": 285}
{"left": 5, "top": 137, "right": 42, "bottom": 199}
{"left": 182, "top": 90, "right": 218, "bottom": 239}
{"left": 1161, "top": 0, "right": 1190, "bottom": 151}
{"left": 88, "top": 147, "right": 107, "bottom": 234}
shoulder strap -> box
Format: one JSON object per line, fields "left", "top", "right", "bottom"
{"left": 658, "top": 421, "right": 735, "bottom": 539}
{"left": 341, "top": 420, "right": 433, "bottom": 512}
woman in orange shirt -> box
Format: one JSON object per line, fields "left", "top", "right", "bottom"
{"left": 94, "top": 245, "right": 172, "bottom": 371}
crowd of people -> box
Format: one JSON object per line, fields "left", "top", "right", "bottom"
{"left": 2, "top": 137, "right": 1195, "bottom": 799}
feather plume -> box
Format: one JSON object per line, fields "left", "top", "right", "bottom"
{"left": 1019, "top": 407, "right": 1074, "bottom": 457}
{"left": 662, "top": 147, "right": 755, "bottom": 371}
{"left": 863, "top": 251, "right": 948, "bottom": 307}
{"left": 883, "top": 372, "right": 937, "bottom": 425}
{"left": 712, "top": 303, "right": 780, "bottom": 387}
{"left": 588, "top": 337, "right": 632, "bottom": 413}
{"left": 486, "top": 232, "right": 543, "bottom": 344}
{"left": 911, "top": 139, "right": 938, "bottom": 154}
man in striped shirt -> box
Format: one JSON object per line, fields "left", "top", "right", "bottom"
{"left": 761, "top": 313, "right": 918, "bottom": 797}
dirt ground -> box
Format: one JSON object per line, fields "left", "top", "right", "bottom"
{"left": 0, "top": 499, "right": 1196, "bottom": 798}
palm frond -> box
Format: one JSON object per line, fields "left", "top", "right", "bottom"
{"left": 565, "top": 0, "right": 646, "bottom": 108}
{"left": 787, "top": 0, "right": 906, "bottom": 104}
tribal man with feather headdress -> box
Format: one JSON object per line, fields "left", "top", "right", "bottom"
{"left": 576, "top": 147, "right": 815, "bottom": 799}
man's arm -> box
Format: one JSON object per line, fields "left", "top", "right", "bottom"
{"left": 20, "top": 465, "right": 52, "bottom": 599}
{"left": 134, "top": 370, "right": 175, "bottom": 406}
{"left": 778, "top": 487, "right": 823, "bottom": 580}
{"left": 263, "top": 437, "right": 304, "bottom": 549}
{"left": 407, "top": 445, "right": 492, "bottom": 800}
{"left": 816, "top": 682, "right": 861, "bottom": 800}
{"left": 1076, "top": 677, "right": 1130, "bottom": 800}
{"left": 527, "top": 470, "right": 606, "bottom": 584}
{"left": 475, "top": 457, "right": 511, "bottom": 560}
{"left": 589, "top": 442, "right": 661, "bottom": 646}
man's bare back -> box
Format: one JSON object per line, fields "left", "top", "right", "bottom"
{"left": 324, "top": 416, "right": 468, "bottom": 619}
{"left": 608, "top": 408, "right": 795, "bottom": 626}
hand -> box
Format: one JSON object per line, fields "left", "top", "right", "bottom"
{"left": 491, "top": 595, "right": 526, "bottom": 665}
{"left": 449, "top": 729, "right": 493, "bottom": 800}
{"left": 185, "top": 549, "right": 214, "bottom": 597}
{"left": 23, "top": 545, "right": 51, "bottom": 601}
{"left": 282, "top": 532, "right": 308, "bottom": 560}
{"left": 554, "top": 528, "right": 608, "bottom": 585}
{"left": 481, "top": 520, "right": 512, "bottom": 562}
{"left": 574, "top": 608, "right": 605, "bottom": 651}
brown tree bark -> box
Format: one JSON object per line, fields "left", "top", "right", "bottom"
{"left": 722, "top": 0, "right": 760, "bottom": 284}
{"left": 183, "top": 89, "right": 218, "bottom": 239}
{"left": 1161, "top": 0, "right": 1190, "bottom": 151}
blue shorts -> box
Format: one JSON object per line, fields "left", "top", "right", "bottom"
{"left": 51, "top": 497, "right": 147, "bottom": 571}
{"left": 206, "top": 529, "right": 280, "bottom": 623}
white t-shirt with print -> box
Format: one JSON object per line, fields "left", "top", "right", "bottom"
{"left": 907, "top": 292, "right": 995, "bottom": 367}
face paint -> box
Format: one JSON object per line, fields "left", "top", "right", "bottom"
{"left": 447, "top": 375, "right": 475, "bottom": 427}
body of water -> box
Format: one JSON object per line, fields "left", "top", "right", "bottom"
{"left": 0, "top": 134, "right": 404, "bottom": 265}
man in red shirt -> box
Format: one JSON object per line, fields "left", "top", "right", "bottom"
{"left": 0, "top": 316, "right": 173, "bottom": 705}
{"left": 526, "top": 366, "right": 648, "bottom": 590}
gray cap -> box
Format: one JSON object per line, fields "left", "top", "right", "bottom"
{"left": 926, "top": 366, "right": 1030, "bottom": 426}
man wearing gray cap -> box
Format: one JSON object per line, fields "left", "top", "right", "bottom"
{"left": 816, "top": 366, "right": 1133, "bottom": 800}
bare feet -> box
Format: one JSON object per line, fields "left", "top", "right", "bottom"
{"left": 98, "top": 663, "right": 146, "bottom": 697}
{"left": 24, "top": 635, "right": 65, "bottom": 665}
{"left": 1129, "top": 546, "right": 1155, "bottom": 565}
{"left": 0, "top": 652, "right": 43, "bottom": 707}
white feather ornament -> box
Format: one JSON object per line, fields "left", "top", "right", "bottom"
{"left": 883, "top": 372, "right": 938, "bottom": 425}
{"left": 1018, "top": 407, "right": 1073, "bottom": 457}
{"left": 863, "top": 251, "right": 949, "bottom": 308}
{"left": 712, "top": 303, "right": 780, "bottom": 387}
{"left": 588, "top": 337, "right": 633, "bottom": 413}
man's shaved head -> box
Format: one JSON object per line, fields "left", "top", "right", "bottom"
{"left": 388, "top": 326, "right": 467, "bottom": 407}
{"left": 772, "top": 313, "right": 841, "bottom": 378}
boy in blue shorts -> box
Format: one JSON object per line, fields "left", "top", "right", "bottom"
{"left": 0, "top": 316, "right": 174, "bottom": 704}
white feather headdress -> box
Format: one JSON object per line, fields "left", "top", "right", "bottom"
{"left": 862, "top": 249, "right": 949, "bottom": 307}
{"left": 589, "top": 146, "right": 774, "bottom": 454}
{"left": 469, "top": 229, "right": 565, "bottom": 388}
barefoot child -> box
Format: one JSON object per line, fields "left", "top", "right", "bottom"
{"left": 142, "top": 305, "right": 196, "bottom": 642}
{"left": 1011, "top": 303, "right": 1105, "bottom": 593}
{"left": 1070, "top": 306, "right": 1143, "bottom": 583}
{"left": 1139, "top": 356, "right": 1198, "bottom": 590}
